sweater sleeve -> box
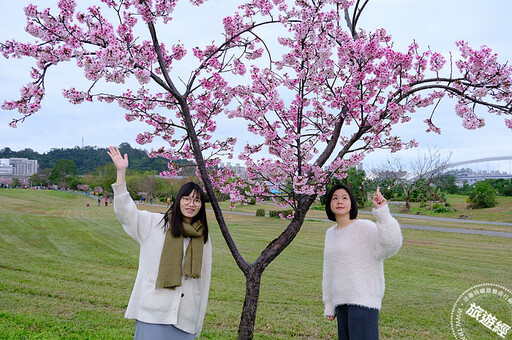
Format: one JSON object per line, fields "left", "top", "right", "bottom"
{"left": 112, "top": 181, "right": 156, "bottom": 243}
{"left": 322, "top": 229, "right": 335, "bottom": 317}
{"left": 194, "top": 237, "right": 213, "bottom": 338}
{"left": 373, "top": 204, "right": 402, "bottom": 259}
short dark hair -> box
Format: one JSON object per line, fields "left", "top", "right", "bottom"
{"left": 324, "top": 183, "right": 358, "bottom": 221}
{"left": 162, "top": 182, "right": 208, "bottom": 243}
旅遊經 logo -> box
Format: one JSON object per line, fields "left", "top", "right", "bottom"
{"left": 451, "top": 283, "right": 512, "bottom": 339}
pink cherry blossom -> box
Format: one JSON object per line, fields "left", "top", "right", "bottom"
{"left": 1, "top": 0, "right": 511, "bottom": 235}
{"left": 3, "top": 3, "right": 510, "bottom": 337}
{"left": 505, "top": 118, "right": 512, "bottom": 130}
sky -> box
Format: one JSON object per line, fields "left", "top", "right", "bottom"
{"left": 1, "top": 0, "right": 511, "bottom": 173}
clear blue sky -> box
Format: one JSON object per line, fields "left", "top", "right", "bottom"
{"left": 1, "top": 0, "right": 511, "bottom": 173}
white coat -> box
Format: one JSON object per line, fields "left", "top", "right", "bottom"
{"left": 112, "top": 182, "right": 212, "bottom": 338}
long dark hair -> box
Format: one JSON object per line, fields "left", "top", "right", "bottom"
{"left": 162, "top": 182, "right": 208, "bottom": 243}
{"left": 324, "top": 183, "right": 358, "bottom": 221}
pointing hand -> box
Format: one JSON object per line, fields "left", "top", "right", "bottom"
{"left": 372, "top": 186, "right": 387, "bottom": 209}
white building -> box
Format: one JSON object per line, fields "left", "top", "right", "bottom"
{"left": 0, "top": 159, "right": 13, "bottom": 176}
{"left": 0, "top": 158, "right": 38, "bottom": 179}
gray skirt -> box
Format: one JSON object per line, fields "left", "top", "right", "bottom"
{"left": 134, "top": 320, "right": 194, "bottom": 340}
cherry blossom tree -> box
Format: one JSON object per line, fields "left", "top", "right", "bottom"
{"left": 2, "top": 0, "right": 511, "bottom": 338}
{"left": 0, "top": 178, "right": 14, "bottom": 188}
{"left": 77, "top": 183, "right": 89, "bottom": 191}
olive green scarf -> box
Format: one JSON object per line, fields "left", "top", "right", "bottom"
{"left": 155, "top": 219, "right": 204, "bottom": 289}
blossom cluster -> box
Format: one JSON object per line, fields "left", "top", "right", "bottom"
{"left": 2, "top": 0, "right": 511, "bottom": 209}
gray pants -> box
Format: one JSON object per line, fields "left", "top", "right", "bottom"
{"left": 134, "top": 320, "right": 194, "bottom": 340}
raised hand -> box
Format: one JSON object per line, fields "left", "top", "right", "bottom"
{"left": 107, "top": 146, "right": 129, "bottom": 171}
{"left": 107, "top": 146, "right": 128, "bottom": 184}
{"left": 372, "top": 186, "right": 387, "bottom": 209}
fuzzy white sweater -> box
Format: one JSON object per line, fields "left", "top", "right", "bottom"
{"left": 112, "top": 182, "right": 212, "bottom": 338}
{"left": 322, "top": 204, "right": 402, "bottom": 316}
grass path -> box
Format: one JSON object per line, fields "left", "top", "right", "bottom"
{"left": 0, "top": 188, "right": 511, "bottom": 339}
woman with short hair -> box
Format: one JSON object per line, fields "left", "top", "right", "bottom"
{"left": 322, "top": 184, "right": 402, "bottom": 339}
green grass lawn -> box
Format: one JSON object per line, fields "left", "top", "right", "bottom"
{"left": 405, "top": 194, "right": 512, "bottom": 222}
{"left": 0, "top": 188, "right": 511, "bottom": 339}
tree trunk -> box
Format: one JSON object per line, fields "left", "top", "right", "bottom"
{"left": 238, "top": 266, "right": 262, "bottom": 340}
{"left": 404, "top": 192, "right": 411, "bottom": 211}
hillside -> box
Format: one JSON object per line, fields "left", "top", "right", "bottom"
{"left": 0, "top": 143, "right": 183, "bottom": 174}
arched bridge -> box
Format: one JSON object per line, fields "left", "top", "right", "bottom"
{"left": 447, "top": 156, "right": 512, "bottom": 169}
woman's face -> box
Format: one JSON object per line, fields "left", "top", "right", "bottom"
{"left": 330, "top": 188, "right": 352, "bottom": 219}
{"left": 180, "top": 190, "right": 202, "bottom": 223}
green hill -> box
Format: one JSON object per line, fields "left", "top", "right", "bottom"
{"left": 0, "top": 143, "right": 183, "bottom": 174}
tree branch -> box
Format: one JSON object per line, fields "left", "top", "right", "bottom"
{"left": 147, "top": 21, "right": 181, "bottom": 97}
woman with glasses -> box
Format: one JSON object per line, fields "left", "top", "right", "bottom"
{"left": 107, "top": 146, "right": 212, "bottom": 340}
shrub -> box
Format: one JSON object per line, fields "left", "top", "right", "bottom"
{"left": 468, "top": 181, "right": 497, "bottom": 209}
{"left": 269, "top": 209, "right": 293, "bottom": 218}
{"left": 431, "top": 202, "right": 455, "bottom": 213}
{"left": 433, "top": 206, "right": 455, "bottom": 213}
{"left": 432, "top": 202, "right": 443, "bottom": 210}
{"left": 256, "top": 209, "right": 265, "bottom": 217}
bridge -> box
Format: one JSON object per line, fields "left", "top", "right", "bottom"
{"left": 445, "top": 156, "right": 512, "bottom": 185}
{"left": 447, "top": 156, "right": 512, "bottom": 169}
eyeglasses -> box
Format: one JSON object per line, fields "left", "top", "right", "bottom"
{"left": 181, "top": 196, "right": 201, "bottom": 206}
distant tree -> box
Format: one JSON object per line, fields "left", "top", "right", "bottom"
{"left": 49, "top": 159, "right": 77, "bottom": 189}
{"left": 484, "top": 178, "right": 512, "bottom": 197}
{"left": 11, "top": 177, "right": 21, "bottom": 188}
{"left": 408, "top": 178, "right": 446, "bottom": 202}
{"left": 30, "top": 168, "right": 51, "bottom": 188}
{"left": 85, "top": 159, "right": 184, "bottom": 198}
{"left": 0, "top": 178, "right": 13, "bottom": 188}
{"left": 436, "top": 174, "right": 460, "bottom": 194}
{"left": 77, "top": 184, "right": 89, "bottom": 191}
{"left": 133, "top": 172, "right": 159, "bottom": 200}
{"left": 17, "top": 148, "right": 39, "bottom": 160}
{"left": 458, "top": 181, "right": 474, "bottom": 195}
{"left": 502, "top": 181, "right": 512, "bottom": 196}
{"left": 368, "top": 177, "right": 403, "bottom": 201}
{"left": 0, "top": 147, "right": 14, "bottom": 157}
{"left": 373, "top": 149, "right": 451, "bottom": 210}
{"left": 154, "top": 176, "right": 177, "bottom": 200}
{"left": 119, "top": 143, "right": 170, "bottom": 173}
{"left": 468, "top": 181, "right": 497, "bottom": 208}
{"left": 91, "top": 163, "right": 118, "bottom": 194}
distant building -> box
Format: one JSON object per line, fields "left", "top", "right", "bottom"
{"left": 0, "top": 159, "right": 13, "bottom": 176}
{"left": 220, "top": 162, "right": 247, "bottom": 179}
{"left": 446, "top": 168, "right": 512, "bottom": 186}
{"left": 0, "top": 158, "right": 38, "bottom": 179}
